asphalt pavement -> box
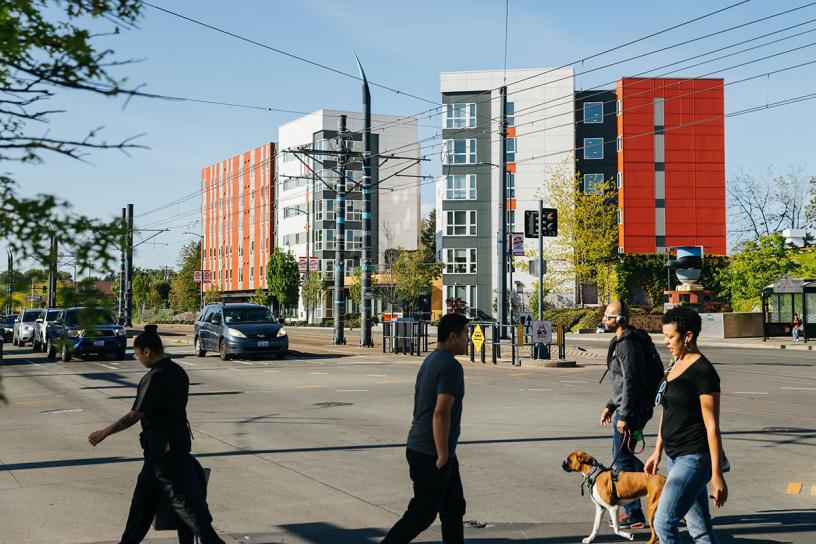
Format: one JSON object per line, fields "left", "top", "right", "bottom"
{"left": 0, "top": 328, "right": 814, "bottom": 543}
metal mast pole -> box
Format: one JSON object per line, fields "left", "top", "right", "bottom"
{"left": 125, "top": 203, "right": 134, "bottom": 326}
{"left": 499, "top": 86, "right": 509, "bottom": 337}
{"left": 6, "top": 250, "right": 13, "bottom": 315}
{"left": 538, "top": 200, "right": 544, "bottom": 321}
{"left": 47, "top": 236, "right": 57, "bottom": 308}
{"left": 333, "top": 115, "right": 348, "bottom": 345}
{"left": 119, "top": 207, "right": 126, "bottom": 318}
{"left": 356, "top": 54, "right": 374, "bottom": 348}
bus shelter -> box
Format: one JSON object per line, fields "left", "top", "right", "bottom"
{"left": 761, "top": 276, "right": 816, "bottom": 341}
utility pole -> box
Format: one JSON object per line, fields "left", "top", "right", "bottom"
{"left": 6, "top": 250, "right": 13, "bottom": 315}
{"left": 119, "top": 207, "right": 126, "bottom": 319}
{"left": 47, "top": 236, "right": 57, "bottom": 308}
{"left": 498, "top": 85, "right": 509, "bottom": 338}
{"left": 333, "top": 114, "right": 349, "bottom": 345}
{"left": 125, "top": 203, "right": 134, "bottom": 327}
{"left": 538, "top": 200, "right": 544, "bottom": 321}
{"left": 356, "top": 54, "right": 374, "bottom": 348}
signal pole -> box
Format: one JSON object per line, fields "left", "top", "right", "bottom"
{"left": 333, "top": 115, "right": 349, "bottom": 345}
{"left": 125, "top": 203, "right": 134, "bottom": 327}
{"left": 498, "top": 85, "right": 509, "bottom": 337}
{"left": 356, "top": 54, "right": 374, "bottom": 348}
{"left": 6, "top": 250, "right": 13, "bottom": 315}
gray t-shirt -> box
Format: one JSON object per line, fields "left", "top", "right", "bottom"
{"left": 405, "top": 349, "right": 465, "bottom": 457}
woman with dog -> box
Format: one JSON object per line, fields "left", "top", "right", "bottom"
{"left": 645, "top": 306, "right": 727, "bottom": 544}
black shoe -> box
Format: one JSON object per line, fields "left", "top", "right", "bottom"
{"left": 612, "top": 511, "right": 647, "bottom": 529}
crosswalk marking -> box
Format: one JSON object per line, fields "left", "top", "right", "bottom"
{"left": 787, "top": 482, "right": 803, "bottom": 494}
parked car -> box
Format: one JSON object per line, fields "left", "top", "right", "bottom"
{"left": 33, "top": 308, "right": 62, "bottom": 352}
{"left": 194, "top": 303, "right": 288, "bottom": 361}
{"left": 2, "top": 314, "right": 16, "bottom": 342}
{"left": 49, "top": 307, "right": 127, "bottom": 361}
{"left": 13, "top": 309, "right": 44, "bottom": 346}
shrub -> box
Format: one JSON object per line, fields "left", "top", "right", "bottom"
{"left": 573, "top": 307, "right": 605, "bottom": 331}
{"left": 345, "top": 313, "right": 361, "bottom": 328}
{"left": 630, "top": 314, "right": 663, "bottom": 333}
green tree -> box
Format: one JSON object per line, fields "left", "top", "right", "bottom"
{"left": 203, "top": 287, "right": 222, "bottom": 305}
{"left": 169, "top": 241, "right": 201, "bottom": 312}
{"left": 541, "top": 161, "right": 618, "bottom": 305}
{"left": 301, "top": 271, "right": 326, "bottom": 321}
{"left": 249, "top": 288, "right": 269, "bottom": 306}
{"left": 419, "top": 209, "right": 437, "bottom": 263}
{"left": 718, "top": 233, "right": 799, "bottom": 311}
{"left": 393, "top": 250, "right": 443, "bottom": 316}
{"left": 267, "top": 248, "right": 299, "bottom": 315}
{"left": 348, "top": 267, "right": 379, "bottom": 307}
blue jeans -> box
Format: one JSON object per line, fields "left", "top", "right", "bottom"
{"left": 793, "top": 326, "right": 800, "bottom": 341}
{"left": 654, "top": 453, "right": 719, "bottom": 544}
{"left": 612, "top": 412, "right": 644, "bottom": 516}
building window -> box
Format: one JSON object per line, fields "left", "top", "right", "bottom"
{"left": 316, "top": 199, "right": 335, "bottom": 222}
{"left": 283, "top": 204, "right": 306, "bottom": 219}
{"left": 445, "top": 210, "right": 477, "bottom": 236}
{"left": 583, "top": 174, "right": 604, "bottom": 195}
{"left": 584, "top": 138, "right": 604, "bottom": 159}
{"left": 446, "top": 285, "right": 477, "bottom": 308}
{"left": 616, "top": 99, "right": 622, "bottom": 116}
{"left": 617, "top": 209, "right": 623, "bottom": 225}
{"left": 506, "top": 101, "right": 515, "bottom": 126}
{"left": 346, "top": 200, "right": 362, "bottom": 222}
{"left": 583, "top": 102, "right": 604, "bottom": 123}
{"left": 443, "top": 139, "right": 477, "bottom": 165}
{"left": 314, "top": 229, "right": 336, "bottom": 251}
{"left": 250, "top": 240, "right": 255, "bottom": 256}
{"left": 506, "top": 138, "right": 516, "bottom": 162}
{"left": 444, "top": 103, "right": 477, "bottom": 129}
{"left": 444, "top": 248, "right": 477, "bottom": 274}
{"left": 617, "top": 172, "right": 623, "bottom": 188}
{"left": 444, "top": 174, "right": 477, "bottom": 200}
{"left": 617, "top": 136, "right": 623, "bottom": 152}
{"left": 505, "top": 210, "right": 515, "bottom": 232}
{"left": 346, "top": 229, "right": 362, "bottom": 250}
{"left": 249, "top": 267, "right": 254, "bottom": 282}
{"left": 507, "top": 172, "right": 515, "bottom": 198}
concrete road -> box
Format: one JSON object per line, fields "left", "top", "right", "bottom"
{"left": 0, "top": 331, "right": 814, "bottom": 543}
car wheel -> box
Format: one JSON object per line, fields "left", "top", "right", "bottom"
{"left": 12, "top": 335, "right": 18, "bottom": 346}
{"left": 194, "top": 336, "right": 206, "bottom": 358}
{"left": 115, "top": 349, "right": 126, "bottom": 361}
{"left": 47, "top": 339, "right": 56, "bottom": 358}
{"left": 218, "top": 340, "right": 230, "bottom": 361}
{"left": 33, "top": 338, "right": 41, "bottom": 352}
{"left": 61, "top": 343, "right": 71, "bottom": 362}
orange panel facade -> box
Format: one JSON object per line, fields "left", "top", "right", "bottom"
{"left": 201, "top": 143, "right": 275, "bottom": 298}
{"left": 616, "top": 78, "right": 726, "bottom": 255}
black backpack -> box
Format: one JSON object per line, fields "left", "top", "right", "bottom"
{"left": 629, "top": 327, "right": 667, "bottom": 400}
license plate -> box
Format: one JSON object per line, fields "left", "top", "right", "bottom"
{"left": 258, "top": 341, "right": 269, "bottom": 348}
{"left": 93, "top": 340, "right": 105, "bottom": 347}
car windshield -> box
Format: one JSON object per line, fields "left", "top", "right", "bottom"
{"left": 224, "top": 307, "right": 276, "bottom": 324}
{"left": 22, "top": 310, "right": 44, "bottom": 322}
{"left": 64, "top": 309, "right": 117, "bottom": 326}
{"left": 46, "top": 310, "right": 60, "bottom": 321}
{"left": 4, "top": 315, "right": 16, "bottom": 326}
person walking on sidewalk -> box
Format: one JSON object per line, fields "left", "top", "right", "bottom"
{"left": 381, "top": 313, "right": 469, "bottom": 544}
{"left": 600, "top": 301, "right": 653, "bottom": 529}
{"left": 792, "top": 313, "right": 802, "bottom": 342}
{"left": 88, "top": 325, "right": 225, "bottom": 544}
{"left": 646, "top": 306, "right": 727, "bottom": 543}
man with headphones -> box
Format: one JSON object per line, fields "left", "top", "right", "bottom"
{"left": 599, "top": 301, "right": 650, "bottom": 529}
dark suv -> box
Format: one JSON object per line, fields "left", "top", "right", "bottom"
{"left": 49, "top": 307, "right": 127, "bottom": 361}
{"left": 194, "top": 303, "right": 288, "bottom": 361}
{"left": 2, "top": 314, "right": 15, "bottom": 342}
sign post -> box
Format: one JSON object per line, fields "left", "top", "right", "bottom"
{"left": 471, "top": 324, "right": 485, "bottom": 354}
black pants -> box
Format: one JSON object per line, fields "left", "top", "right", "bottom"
{"left": 119, "top": 453, "right": 224, "bottom": 544}
{"left": 382, "top": 449, "right": 466, "bottom": 544}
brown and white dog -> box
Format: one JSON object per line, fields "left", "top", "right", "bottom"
{"left": 562, "top": 450, "right": 667, "bottom": 544}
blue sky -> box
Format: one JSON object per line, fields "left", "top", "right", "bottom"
{"left": 6, "top": 0, "right": 816, "bottom": 269}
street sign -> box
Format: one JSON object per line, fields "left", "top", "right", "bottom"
{"left": 532, "top": 320, "right": 553, "bottom": 343}
{"left": 202, "top": 270, "right": 212, "bottom": 284}
{"left": 298, "top": 256, "right": 319, "bottom": 274}
{"left": 511, "top": 232, "right": 525, "bottom": 256}
{"left": 528, "top": 259, "right": 547, "bottom": 276}
{"left": 363, "top": 291, "right": 374, "bottom": 300}
{"left": 194, "top": 270, "right": 202, "bottom": 284}
{"left": 471, "top": 324, "right": 485, "bottom": 352}
{"left": 519, "top": 311, "right": 533, "bottom": 330}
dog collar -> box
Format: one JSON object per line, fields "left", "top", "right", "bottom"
{"left": 581, "top": 462, "right": 607, "bottom": 496}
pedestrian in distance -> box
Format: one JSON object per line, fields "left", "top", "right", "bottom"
{"left": 646, "top": 306, "right": 727, "bottom": 544}
{"left": 381, "top": 313, "right": 469, "bottom": 544}
{"left": 600, "top": 301, "right": 660, "bottom": 530}
{"left": 88, "top": 325, "right": 224, "bottom": 544}
{"left": 792, "top": 313, "right": 802, "bottom": 342}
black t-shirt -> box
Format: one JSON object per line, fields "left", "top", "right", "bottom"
{"left": 132, "top": 358, "right": 191, "bottom": 459}
{"left": 406, "top": 349, "right": 465, "bottom": 458}
{"left": 660, "top": 356, "right": 721, "bottom": 459}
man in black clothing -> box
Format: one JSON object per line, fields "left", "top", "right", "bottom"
{"left": 599, "top": 301, "right": 651, "bottom": 529}
{"left": 89, "top": 325, "right": 224, "bottom": 544}
{"left": 381, "top": 313, "right": 470, "bottom": 544}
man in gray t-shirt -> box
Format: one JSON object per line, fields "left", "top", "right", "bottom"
{"left": 381, "top": 313, "right": 470, "bottom": 544}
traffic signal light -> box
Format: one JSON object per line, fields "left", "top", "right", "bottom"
{"left": 524, "top": 210, "right": 539, "bottom": 238}
{"left": 541, "top": 208, "right": 557, "bottom": 237}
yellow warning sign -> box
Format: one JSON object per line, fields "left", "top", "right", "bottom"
{"left": 471, "top": 325, "right": 485, "bottom": 352}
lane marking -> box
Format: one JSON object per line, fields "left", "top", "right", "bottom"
{"left": 811, "top": 485, "right": 816, "bottom": 497}
{"left": 297, "top": 385, "right": 328, "bottom": 389}
{"left": 14, "top": 399, "right": 53, "bottom": 406}
{"left": 336, "top": 389, "right": 368, "bottom": 392}
{"left": 559, "top": 380, "right": 589, "bottom": 383}
{"left": 98, "top": 363, "right": 118, "bottom": 370}
{"left": 235, "top": 360, "right": 254, "bottom": 365}
{"left": 519, "top": 388, "right": 552, "bottom": 391}
{"left": 787, "top": 482, "right": 803, "bottom": 494}
{"left": 309, "top": 372, "right": 329, "bottom": 375}
{"left": 732, "top": 391, "right": 768, "bottom": 395}
{"left": 376, "top": 380, "right": 405, "bottom": 385}
{"left": 366, "top": 374, "right": 387, "bottom": 377}
{"left": 781, "top": 387, "right": 816, "bottom": 391}
{"left": 180, "top": 361, "right": 198, "bottom": 367}
{"left": 265, "top": 370, "right": 281, "bottom": 373}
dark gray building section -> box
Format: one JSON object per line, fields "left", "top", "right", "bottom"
{"left": 440, "top": 91, "right": 494, "bottom": 318}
